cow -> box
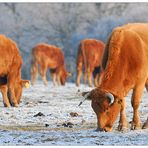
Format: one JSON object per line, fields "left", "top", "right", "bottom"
{"left": 31, "top": 43, "right": 71, "bottom": 86}
{"left": 0, "top": 35, "right": 30, "bottom": 107}
{"left": 76, "top": 39, "right": 105, "bottom": 87}
{"left": 82, "top": 23, "right": 148, "bottom": 132}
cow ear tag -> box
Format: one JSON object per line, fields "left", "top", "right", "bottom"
{"left": 25, "top": 82, "right": 30, "bottom": 88}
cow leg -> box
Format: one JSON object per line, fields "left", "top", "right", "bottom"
{"left": 7, "top": 76, "right": 19, "bottom": 107}
{"left": 76, "top": 62, "right": 82, "bottom": 86}
{"left": 51, "top": 72, "right": 57, "bottom": 86}
{"left": 118, "top": 98, "right": 128, "bottom": 131}
{"left": 7, "top": 88, "right": 18, "bottom": 107}
{"left": 0, "top": 85, "right": 11, "bottom": 107}
{"left": 57, "top": 74, "right": 61, "bottom": 86}
{"left": 142, "top": 117, "right": 148, "bottom": 129}
{"left": 31, "top": 62, "right": 38, "bottom": 85}
{"left": 145, "top": 78, "right": 148, "bottom": 91}
{"left": 40, "top": 64, "right": 48, "bottom": 86}
{"left": 83, "top": 72, "right": 87, "bottom": 86}
{"left": 131, "top": 83, "right": 145, "bottom": 130}
{"left": 94, "top": 74, "right": 99, "bottom": 87}
{"left": 87, "top": 68, "right": 93, "bottom": 87}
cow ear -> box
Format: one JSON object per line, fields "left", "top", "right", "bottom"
{"left": 67, "top": 72, "right": 72, "bottom": 77}
{"left": 21, "top": 80, "right": 30, "bottom": 88}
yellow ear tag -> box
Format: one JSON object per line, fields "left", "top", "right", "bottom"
{"left": 68, "top": 73, "right": 72, "bottom": 77}
{"left": 25, "top": 82, "right": 30, "bottom": 88}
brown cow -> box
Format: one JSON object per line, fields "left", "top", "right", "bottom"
{"left": 82, "top": 23, "right": 148, "bottom": 131}
{"left": 76, "top": 39, "right": 105, "bottom": 87}
{"left": 0, "top": 35, "right": 30, "bottom": 107}
{"left": 31, "top": 43, "right": 71, "bottom": 86}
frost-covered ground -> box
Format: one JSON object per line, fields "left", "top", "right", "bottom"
{"left": 0, "top": 81, "right": 147, "bottom": 146}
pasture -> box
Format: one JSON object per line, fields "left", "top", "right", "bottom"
{"left": 0, "top": 81, "right": 147, "bottom": 146}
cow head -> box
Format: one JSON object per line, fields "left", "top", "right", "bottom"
{"left": 60, "top": 66, "right": 72, "bottom": 85}
{"left": 13, "top": 79, "right": 30, "bottom": 104}
{"left": 83, "top": 88, "right": 122, "bottom": 132}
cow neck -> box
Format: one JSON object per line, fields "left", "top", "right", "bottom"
{"left": 100, "top": 55, "right": 131, "bottom": 99}
{"left": 100, "top": 77, "right": 129, "bottom": 99}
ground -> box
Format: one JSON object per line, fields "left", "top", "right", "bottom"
{"left": 0, "top": 81, "right": 147, "bottom": 146}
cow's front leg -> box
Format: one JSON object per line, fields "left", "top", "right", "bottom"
{"left": 131, "top": 84, "right": 144, "bottom": 130}
{"left": 57, "top": 75, "right": 61, "bottom": 86}
{"left": 0, "top": 85, "right": 11, "bottom": 107}
{"left": 118, "top": 98, "right": 128, "bottom": 131}
{"left": 8, "top": 75, "right": 19, "bottom": 107}
{"left": 142, "top": 117, "right": 148, "bottom": 129}
{"left": 51, "top": 72, "right": 57, "bottom": 86}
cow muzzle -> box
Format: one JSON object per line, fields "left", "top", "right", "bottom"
{"left": 95, "top": 127, "right": 105, "bottom": 132}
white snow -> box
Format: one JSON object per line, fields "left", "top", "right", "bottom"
{"left": 0, "top": 81, "right": 147, "bottom": 146}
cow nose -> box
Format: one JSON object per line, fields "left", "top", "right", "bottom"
{"left": 95, "top": 127, "right": 105, "bottom": 132}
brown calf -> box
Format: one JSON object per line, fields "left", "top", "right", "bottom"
{"left": 31, "top": 43, "right": 71, "bottom": 86}
{"left": 76, "top": 39, "right": 105, "bottom": 87}
{"left": 0, "top": 35, "right": 30, "bottom": 107}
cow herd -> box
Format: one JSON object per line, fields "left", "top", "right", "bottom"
{"left": 0, "top": 23, "right": 148, "bottom": 131}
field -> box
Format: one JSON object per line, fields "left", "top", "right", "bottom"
{"left": 0, "top": 81, "right": 147, "bottom": 146}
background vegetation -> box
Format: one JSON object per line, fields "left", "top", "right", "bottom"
{"left": 0, "top": 3, "right": 148, "bottom": 82}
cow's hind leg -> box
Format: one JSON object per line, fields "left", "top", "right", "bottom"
{"left": 40, "top": 64, "right": 48, "bottom": 86}
{"left": 93, "top": 66, "right": 101, "bottom": 87}
{"left": 31, "top": 61, "right": 38, "bottom": 85}
{"left": 83, "top": 72, "right": 87, "bottom": 86}
{"left": 94, "top": 74, "right": 99, "bottom": 87}
{"left": 50, "top": 69, "right": 57, "bottom": 86}
{"left": 76, "top": 62, "right": 82, "bottom": 86}
{"left": 51, "top": 73, "right": 57, "bottom": 86}
{"left": 87, "top": 67, "right": 93, "bottom": 87}
{"left": 118, "top": 98, "right": 128, "bottom": 131}
{"left": 0, "top": 85, "right": 11, "bottom": 107}
{"left": 145, "top": 78, "right": 148, "bottom": 91}
{"left": 131, "top": 83, "right": 145, "bottom": 130}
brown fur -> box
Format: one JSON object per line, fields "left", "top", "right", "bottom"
{"left": 31, "top": 43, "right": 70, "bottom": 86}
{"left": 0, "top": 35, "right": 30, "bottom": 107}
{"left": 76, "top": 39, "right": 105, "bottom": 87}
{"left": 86, "top": 23, "right": 148, "bottom": 131}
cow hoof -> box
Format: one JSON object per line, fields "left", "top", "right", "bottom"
{"left": 95, "top": 128, "right": 105, "bottom": 132}
{"left": 131, "top": 123, "right": 141, "bottom": 130}
{"left": 14, "top": 104, "right": 19, "bottom": 107}
{"left": 142, "top": 121, "right": 148, "bottom": 129}
{"left": 118, "top": 124, "right": 128, "bottom": 132}
{"left": 12, "top": 103, "right": 19, "bottom": 107}
{"left": 76, "top": 83, "right": 80, "bottom": 87}
{"left": 4, "top": 103, "right": 11, "bottom": 108}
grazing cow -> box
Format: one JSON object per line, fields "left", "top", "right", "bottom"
{"left": 76, "top": 39, "right": 105, "bottom": 87}
{"left": 0, "top": 35, "right": 30, "bottom": 107}
{"left": 82, "top": 23, "right": 148, "bottom": 131}
{"left": 31, "top": 43, "right": 71, "bottom": 86}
